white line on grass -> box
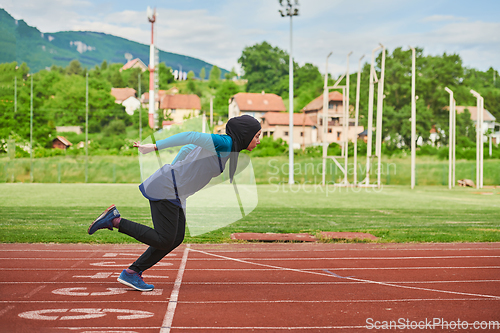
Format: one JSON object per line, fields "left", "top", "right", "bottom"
{"left": 160, "top": 244, "right": 190, "bottom": 333}
{"left": 189, "top": 248, "right": 500, "bottom": 300}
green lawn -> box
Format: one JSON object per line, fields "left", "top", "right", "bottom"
{"left": 0, "top": 183, "right": 499, "bottom": 244}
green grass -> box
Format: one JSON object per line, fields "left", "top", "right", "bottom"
{"left": 0, "top": 183, "right": 499, "bottom": 244}
{"left": 2, "top": 155, "right": 500, "bottom": 186}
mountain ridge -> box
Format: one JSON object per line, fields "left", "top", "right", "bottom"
{"left": 0, "top": 8, "right": 227, "bottom": 76}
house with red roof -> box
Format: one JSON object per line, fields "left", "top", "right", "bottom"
{"left": 301, "top": 91, "right": 364, "bottom": 144}
{"left": 120, "top": 58, "right": 148, "bottom": 72}
{"left": 228, "top": 92, "right": 286, "bottom": 122}
{"left": 110, "top": 88, "right": 140, "bottom": 115}
{"left": 261, "top": 112, "right": 316, "bottom": 148}
{"left": 159, "top": 94, "right": 201, "bottom": 125}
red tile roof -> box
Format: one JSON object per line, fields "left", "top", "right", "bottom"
{"left": 121, "top": 58, "right": 147, "bottom": 71}
{"left": 111, "top": 88, "right": 136, "bottom": 102}
{"left": 160, "top": 94, "right": 201, "bottom": 110}
{"left": 54, "top": 136, "right": 72, "bottom": 146}
{"left": 455, "top": 106, "right": 495, "bottom": 122}
{"left": 233, "top": 92, "right": 286, "bottom": 112}
{"left": 301, "top": 91, "right": 343, "bottom": 112}
{"left": 262, "top": 112, "right": 315, "bottom": 126}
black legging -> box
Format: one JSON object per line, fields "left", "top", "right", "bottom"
{"left": 118, "top": 199, "right": 185, "bottom": 273}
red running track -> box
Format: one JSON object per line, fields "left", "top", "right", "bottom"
{"left": 0, "top": 242, "right": 499, "bottom": 332}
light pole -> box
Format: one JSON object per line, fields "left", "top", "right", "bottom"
{"left": 279, "top": 0, "right": 299, "bottom": 185}
{"left": 354, "top": 55, "right": 364, "bottom": 186}
{"left": 444, "top": 87, "right": 455, "bottom": 189}
{"left": 322, "top": 52, "right": 332, "bottom": 186}
{"left": 470, "top": 89, "right": 484, "bottom": 189}
{"left": 410, "top": 46, "right": 416, "bottom": 189}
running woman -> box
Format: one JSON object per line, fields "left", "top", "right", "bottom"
{"left": 88, "top": 115, "right": 261, "bottom": 291}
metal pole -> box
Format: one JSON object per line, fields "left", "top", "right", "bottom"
{"left": 410, "top": 46, "right": 416, "bottom": 189}
{"left": 14, "top": 76, "right": 17, "bottom": 113}
{"left": 344, "top": 52, "right": 352, "bottom": 185}
{"left": 138, "top": 72, "right": 142, "bottom": 141}
{"left": 322, "top": 52, "right": 332, "bottom": 186}
{"left": 444, "top": 87, "right": 453, "bottom": 189}
{"left": 30, "top": 75, "right": 33, "bottom": 183}
{"left": 210, "top": 96, "right": 213, "bottom": 128}
{"left": 365, "top": 45, "right": 382, "bottom": 185}
{"left": 452, "top": 98, "right": 456, "bottom": 187}
{"left": 375, "top": 44, "right": 386, "bottom": 188}
{"left": 288, "top": 14, "right": 294, "bottom": 185}
{"left": 85, "top": 73, "right": 89, "bottom": 183}
{"left": 470, "top": 89, "right": 483, "bottom": 189}
{"left": 479, "top": 96, "right": 484, "bottom": 188}
{"left": 354, "top": 55, "right": 364, "bottom": 186}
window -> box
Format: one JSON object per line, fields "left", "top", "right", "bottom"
{"left": 300, "top": 132, "right": 304, "bottom": 137}
{"left": 328, "top": 128, "right": 332, "bottom": 133}
{"left": 337, "top": 131, "right": 341, "bottom": 140}
{"left": 284, "top": 131, "right": 289, "bottom": 136}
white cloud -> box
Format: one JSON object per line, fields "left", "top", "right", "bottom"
{"left": 2, "top": 0, "right": 499, "bottom": 75}
{"left": 423, "top": 15, "right": 467, "bottom": 22}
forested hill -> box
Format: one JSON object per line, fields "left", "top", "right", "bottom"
{"left": 0, "top": 8, "right": 227, "bottom": 76}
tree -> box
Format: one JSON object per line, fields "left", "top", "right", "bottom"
{"left": 238, "top": 41, "right": 289, "bottom": 94}
{"left": 213, "top": 80, "right": 241, "bottom": 117}
{"left": 224, "top": 67, "right": 238, "bottom": 80}
{"left": 66, "top": 60, "right": 83, "bottom": 76}
{"left": 199, "top": 67, "right": 206, "bottom": 81}
{"left": 208, "top": 65, "right": 221, "bottom": 88}
{"left": 158, "top": 63, "right": 174, "bottom": 89}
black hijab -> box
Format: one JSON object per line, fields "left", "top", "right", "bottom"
{"left": 225, "top": 115, "right": 261, "bottom": 183}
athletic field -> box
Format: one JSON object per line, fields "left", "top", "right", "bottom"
{"left": 1, "top": 184, "right": 499, "bottom": 332}
{"left": 1, "top": 183, "right": 499, "bottom": 244}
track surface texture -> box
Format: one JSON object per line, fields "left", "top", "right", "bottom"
{"left": 1, "top": 242, "right": 499, "bottom": 332}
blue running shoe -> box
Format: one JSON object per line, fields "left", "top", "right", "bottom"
{"left": 117, "top": 270, "right": 154, "bottom": 291}
{"left": 88, "top": 204, "right": 120, "bottom": 235}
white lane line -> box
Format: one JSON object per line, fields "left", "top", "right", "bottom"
{"left": 24, "top": 285, "right": 46, "bottom": 298}
{"left": 3, "top": 266, "right": 500, "bottom": 271}
{"left": 2, "top": 255, "right": 500, "bottom": 261}
{"left": 190, "top": 248, "right": 500, "bottom": 300}
{"left": 1, "top": 300, "right": 169, "bottom": 304}
{"left": 180, "top": 298, "right": 500, "bottom": 304}
{"left": 0, "top": 305, "right": 14, "bottom": 317}
{"left": 171, "top": 326, "right": 365, "bottom": 330}
{"left": 160, "top": 245, "right": 190, "bottom": 333}
{"left": 2, "top": 279, "right": 500, "bottom": 285}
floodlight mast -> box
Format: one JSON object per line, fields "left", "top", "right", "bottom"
{"left": 322, "top": 52, "right": 332, "bottom": 186}
{"left": 353, "top": 55, "right": 365, "bottom": 186}
{"left": 470, "top": 89, "right": 484, "bottom": 189}
{"left": 410, "top": 46, "right": 416, "bottom": 189}
{"left": 147, "top": 7, "right": 156, "bottom": 129}
{"left": 363, "top": 44, "right": 382, "bottom": 186}
{"left": 375, "top": 44, "right": 386, "bottom": 188}
{"left": 343, "top": 52, "right": 352, "bottom": 185}
{"left": 444, "top": 87, "right": 455, "bottom": 190}
{"left": 279, "top": 0, "right": 299, "bottom": 185}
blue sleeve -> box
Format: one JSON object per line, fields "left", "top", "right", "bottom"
{"left": 156, "top": 132, "right": 232, "bottom": 154}
{"left": 156, "top": 132, "right": 214, "bottom": 151}
{"left": 171, "top": 144, "right": 197, "bottom": 165}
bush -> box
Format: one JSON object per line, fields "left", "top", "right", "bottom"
{"left": 250, "top": 136, "right": 288, "bottom": 157}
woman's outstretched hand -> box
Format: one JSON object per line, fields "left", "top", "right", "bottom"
{"left": 134, "top": 142, "right": 156, "bottom": 154}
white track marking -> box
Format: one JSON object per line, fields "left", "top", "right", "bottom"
{"left": 2, "top": 255, "right": 500, "bottom": 260}
{"left": 18, "top": 308, "right": 154, "bottom": 321}
{"left": 0, "top": 305, "right": 14, "bottom": 317}
{"left": 24, "top": 285, "right": 46, "bottom": 298}
{"left": 160, "top": 245, "right": 190, "bottom": 333}
{"left": 180, "top": 297, "right": 499, "bottom": 304}
{"left": 190, "top": 248, "right": 500, "bottom": 300}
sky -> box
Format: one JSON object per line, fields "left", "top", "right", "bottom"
{"left": 2, "top": 0, "right": 500, "bottom": 76}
